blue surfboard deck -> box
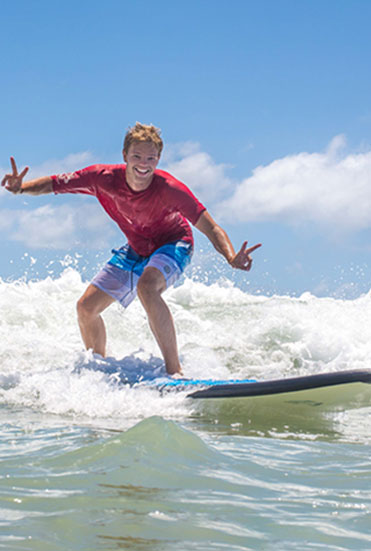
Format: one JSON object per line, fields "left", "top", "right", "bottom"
{"left": 150, "top": 376, "right": 257, "bottom": 390}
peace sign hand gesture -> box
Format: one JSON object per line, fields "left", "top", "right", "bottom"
{"left": 229, "top": 241, "right": 262, "bottom": 271}
{"left": 1, "top": 157, "right": 29, "bottom": 194}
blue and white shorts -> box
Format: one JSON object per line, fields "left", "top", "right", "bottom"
{"left": 91, "top": 240, "right": 193, "bottom": 308}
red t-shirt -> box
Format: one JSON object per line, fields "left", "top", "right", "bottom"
{"left": 52, "top": 164, "right": 206, "bottom": 257}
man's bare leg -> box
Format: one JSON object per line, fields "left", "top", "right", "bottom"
{"left": 76, "top": 284, "right": 116, "bottom": 357}
{"left": 137, "top": 267, "right": 182, "bottom": 375}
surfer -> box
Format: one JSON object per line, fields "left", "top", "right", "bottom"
{"left": 2, "top": 123, "right": 261, "bottom": 376}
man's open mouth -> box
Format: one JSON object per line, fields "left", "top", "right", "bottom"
{"left": 135, "top": 168, "right": 150, "bottom": 175}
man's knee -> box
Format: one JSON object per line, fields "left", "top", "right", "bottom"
{"left": 137, "top": 268, "right": 166, "bottom": 301}
{"left": 76, "top": 285, "right": 114, "bottom": 320}
{"left": 76, "top": 294, "right": 95, "bottom": 320}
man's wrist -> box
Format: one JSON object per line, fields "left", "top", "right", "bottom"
{"left": 227, "top": 255, "right": 236, "bottom": 266}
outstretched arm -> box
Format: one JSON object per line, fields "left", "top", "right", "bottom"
{"left": 195, "top": 211, "right": 261, "bottom": 271}
{"left": 1, "top": 157, "right": 53, "bottom": 195}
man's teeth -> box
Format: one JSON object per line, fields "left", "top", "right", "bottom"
{"left": 136, "top": 168, "right": 149, "bottom": 174}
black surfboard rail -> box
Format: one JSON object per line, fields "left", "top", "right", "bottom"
{"left": 187, "top": 369, "right": 371, "bottom": 399}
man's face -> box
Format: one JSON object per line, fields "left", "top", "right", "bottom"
{"left": 123, "top": 141, "right": 160, "bottom": 190}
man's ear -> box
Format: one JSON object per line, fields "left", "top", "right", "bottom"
{"left": 122, "top": 149, "right": 127, "bottom": 163}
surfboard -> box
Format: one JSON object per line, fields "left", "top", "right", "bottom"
{"left": 83, "top": 361, "right": 371, "bottom": 409}
{"left": 184, "top": 369, "right": 371, "bottom": 399}
{"left": 149, "top": 369, "right": 371, "bottom": 409}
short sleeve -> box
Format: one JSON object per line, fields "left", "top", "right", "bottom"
{"left": 164, "top": 176, "right": 206, "bottom": 225}
{"left": 51, "top": 165, "right": 105, "bottom": 196}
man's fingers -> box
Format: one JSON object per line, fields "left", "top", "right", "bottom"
{"left": 2, "top": 158, "right": 28, "bottom": 190}
{"left": 239, "top": 241, "right": 248, "bottom": 253}
{"left": 1, "top": 175, "right": 7, "bottom": 187}
{"left": 10, "top": 156, "right": 18, "bottom": 176}
{"left": 245, "top": 243, "right": 262, "bottom": 255}
{"left": 19, "top": 166, "right": 29, "bottom": 179}
{"left": 231, "top": 242, "right": 261, "bottom": 271}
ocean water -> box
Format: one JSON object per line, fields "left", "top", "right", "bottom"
{"left": 0, "top": 268, "right": 370, "bottom": 550}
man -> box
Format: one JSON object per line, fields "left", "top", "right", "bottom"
{"left": 2, "top": 123, "right": 261, "bottom": 376}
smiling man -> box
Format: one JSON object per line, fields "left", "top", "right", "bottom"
{"left": 1, "top": 123, "right": 261, "bottom": 375}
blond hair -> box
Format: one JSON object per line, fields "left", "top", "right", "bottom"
{"left": 123, "top": 122, "right": 163, "bottom": 156}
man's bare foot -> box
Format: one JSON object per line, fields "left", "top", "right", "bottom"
{"left": 169, "top": 370, "right": 184, "bottom": 379}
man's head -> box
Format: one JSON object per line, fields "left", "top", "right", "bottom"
{"left": 123, "top": 122, "right": 163, "bottom": 158}
{"left": 123, "top": 123, "right": 163, "bottom": 190}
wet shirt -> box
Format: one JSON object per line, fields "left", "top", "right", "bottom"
{"left": 52, "top": 164, "right": 206, "bottom": 257}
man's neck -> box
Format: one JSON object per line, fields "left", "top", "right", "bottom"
{"left": 126, "top": 171, "right": 155, "bottom": 192}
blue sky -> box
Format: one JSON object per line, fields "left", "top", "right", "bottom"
{"left": 1, "top": 0, "right": 370, "bottom": 297}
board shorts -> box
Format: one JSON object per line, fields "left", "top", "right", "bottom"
{"left": 91, "top": 240, "right": 193, "bottom": 308}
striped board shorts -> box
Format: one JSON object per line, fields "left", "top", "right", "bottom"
{"left": 91, "top": 240, "right": 193, "bottom": 308}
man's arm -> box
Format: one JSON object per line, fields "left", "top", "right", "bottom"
{"left": 195, "top": 210, "right": 261, "bottom": 271}
{"left": 1, "top": 157, "right": 53, "bottom": 195}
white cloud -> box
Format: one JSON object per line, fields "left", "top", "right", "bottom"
{"left": 216, "top": 135, "right": 371, "bottom": 233}
{"left": 1, "top": 203, "right": 115, "bottom": 249}
{"left": 163, "top": 142, "right": 232, "bottom": 202}
{"left": 1, "top": 151, "right": 117, "bottom": 249}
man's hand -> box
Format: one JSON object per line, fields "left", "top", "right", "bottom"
{"left": 229, "top": 241, "right": 262, "bottom": 271}
{"left": 195, "top": 211, "right": 262, "bottom": 272}
{"left": 1, "top": 157, "right": 29, "bottom": 194}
